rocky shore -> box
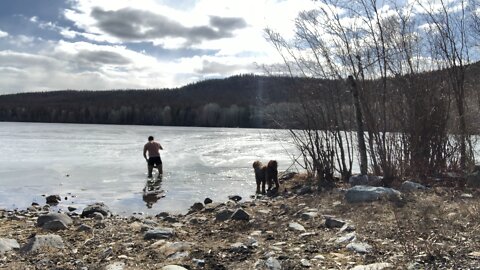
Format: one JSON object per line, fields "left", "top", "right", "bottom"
{"left": 1, "top": 174, "right": 480, "bottom": 269}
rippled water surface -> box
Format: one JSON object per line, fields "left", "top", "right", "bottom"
{"left": 0, "top": 122, "right": 297, "bottom": 215}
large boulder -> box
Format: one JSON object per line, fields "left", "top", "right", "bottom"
{"left": 400, "top": 180, "right": 426, "bottom": 192}
{"left": 231, "top": 209, "right": 251, "bottom": 221}
{"left": 37, "top": 213, "right": 73, "bottom": 229}
{"left": 345, "top": 185, "right": 401, "bottom": 203}
{"left": 81, "top": 202, "right": 111, "bottom": 218}
{"left": 0, "top": 238, "right": 20, "bottom": 253}
{"left": 20, "top": 234, "right": 64, "bottom": 253}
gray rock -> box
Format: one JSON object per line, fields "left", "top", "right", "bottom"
{"left": 467, "top": 170, "right": 480, "bottom": 188}
{"left": 77, "top": 224, "right": 93, "bottom": 232}
{"left": 461, "top": 193, "right": 474, "bottom": 198}
{"left": 296, "top": 186, "right": 313, "bottom": 195}
{"left": 324, "top": 216, "right": 346, "bottom": 228}
{"left": 401, "top": 181, "right": 426, "bottom": 192}
{"left": 21, "top": 234, "right": 64, "bottom": 253}
{"left": 279, "top": 171, "right": 297, "bottom": 181}
{"left": 301, "top": 212, "right": 318, "bottom": 220}
{"left": 163, "top": 216, "right": 179, "bottom": 223}
{"left": 42, "top": 220, "right": 69, "bottom": 231}
{"left": 351, "top": 263, "right": 393, "bottom": 270}
{"left": 92, "top": 212, "right": 105, "bottom": 220}
{"left": 37, "top": 213, "right": 73, "bottom": 228}
{"left": 161, "top": 266, "right": 188, "bottom": 270}
{"left": 265, "top": 257, "right": 282, "bottom": 270}
{"left": 68, "top": 206, "right": 77, "bottom": 212}
{"left": 345, "top": 185, "right": 401, "bottom": 203}
{"left": 346, "top": 242, "right": 372, "bottom": 253}
{"left": 105, "top": 262, "right": 125, "bottom": 270}
{"left": 81, "top": 202, "right": 111, "bottom": 218}
{"left": 159, "top": 242, "right": 192, "bottom": 257}
{"left": 0, "top": 238, "right": 20, "bottom": 253}
{"left": 144, "top": 227, "right": 175, "bottom": 240}
{"left": 189, "top": 216, "right": 208, "bottom": 225}
{"left": 46, "top": 195, "right": 61, "bottom": 204}
{"left": 335, "top": 232, "right": 356, "bottom": 244}
{"left": 288, "top": 222, "right": 306, "bottom": 232}
{"left": 349, "top": 175, "right": 382, "bottom": 187}
{"left": 231, "top": 209, "right": 251, "bottom": 221}
{"left": 189, "top": 202, "right": 204, "bottom": 212}
{"left": 339, "top": 223, "right": 356, "bottom": 233}
{"left": 300, "top": 258, "right": 311, "bottom": 267}
{"left": 215, "top": 209, "right": 234, "bottom": 222}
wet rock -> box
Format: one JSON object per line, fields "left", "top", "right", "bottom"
{"left": 215, "top": 209, "right": 234, "bottom": 222}
{"left": 265, "top": 257, "right": 282, "bottom": 270}
{"left": 345, "top": 185, "right": 401, "bottom": 203}
{"left": 144, "top": 227, "right": 175, "bottom": 240}
{"left": 161, "top": 266, "right": 188, "bottom": 270}
{"left": 351, "top": 262, "right": 392, "bottom": 270}
{"left": 228, "top": 195, "right": 242, "bottom": 202}
{"left": 401, "top": 181, "right": 426, "bottom": 192}
{"left": 336, "top": 232, "right": 357, "bottom": 244}
{"left": 21, "top": 234, "right": 64, "bottom": 253}
{"left": 288, "top": 222, "right": 306, "bottom": 232}
{"left": 46, "top": 195, "right": 61, "bottom": 204}
{"left": 105, "top": 261, "right": 125, "bottom": 270}
{"left": 346, "top": 242, "right": 372, "bottom": 253}
{"left": 189, "top": 202, "right": 204, "bottom": 212}
{"left": 156, "top": 212, "right": 169, "bottom": 218}
{"left": 37, "top": 213, "right": 73, "bottom": 228}
{"left": 231, "top": 209, "right": 251, "bottom": 221}
{"left": 68, "top": 206, "right": 77, "bottom": 212}
{"left": 81, "top": 202, "right": 111, "bottom": 218}
{"left": 76, "top": 224, "right": 93, "bottom": 232}
{"left": 204, "top": 198, "right": 213, "bottom": 205}
{"left": 0, "top": 238, "right": 20, "bottom": 253}
{"left": 324, "top": 216, "right": 346, "bottom": 228}
{"left": 349, "top": 175, "right": 382, "bottom": 187}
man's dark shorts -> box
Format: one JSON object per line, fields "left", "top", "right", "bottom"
{"left": 148, "top": 156, "right": 162, "bottom": 166}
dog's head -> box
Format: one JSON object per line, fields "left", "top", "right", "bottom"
{"left": 252, "top": 160, "right": 263, "bottom": 169}
{"left": 267, "top": 160, "right": 278, "bottom": 169}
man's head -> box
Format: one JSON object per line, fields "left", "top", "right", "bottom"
{"left": 148, "top": 136, "right": 154, "bottom": 141}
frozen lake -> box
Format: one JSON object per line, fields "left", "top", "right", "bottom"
{"left": 0, "top": 122, "right": 298, "bottom": 215}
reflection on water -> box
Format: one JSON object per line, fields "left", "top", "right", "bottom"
{"left": 142, "top": 176, "right": 165, "bottom": 208}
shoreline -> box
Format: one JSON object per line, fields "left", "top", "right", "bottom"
{"left": 2, "top": 175, "right": 480, "bottom": 269}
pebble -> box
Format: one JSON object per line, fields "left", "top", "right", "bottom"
{"left": 144, "top": 228, "right": 175, "bottom": 240}
{"left": 288, "top": 222, "right": 306, "bottom": 232}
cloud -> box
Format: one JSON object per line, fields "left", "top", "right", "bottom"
{"left": 196, "top": 59, "right": 258, "bottom": 75}
{"left": 76, "top": 50, "right": 131, "bottom": 65}
{"left": 90, "top": 7, "right": 246, "bottom": 45}
{"left": 0, "top": 29, "right": 8, "bottom": 38}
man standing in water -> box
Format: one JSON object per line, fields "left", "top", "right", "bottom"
{"left": 143, "top": 136, "right": 163, "bottom": 178}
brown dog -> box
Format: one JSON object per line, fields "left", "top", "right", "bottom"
{"left": 253, "top": 160, "right": 279, "bottom": 194}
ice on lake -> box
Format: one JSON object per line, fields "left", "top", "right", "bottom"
{"left": 0, "top": 122, "right": 298, "bottom": 215}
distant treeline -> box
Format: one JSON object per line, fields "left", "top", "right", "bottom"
{"left": 0, "top": 75, "right": 322, "bottom": 128}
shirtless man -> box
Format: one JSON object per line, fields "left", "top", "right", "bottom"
{"left": 143, "top": 136, "right": 163, "bottom": 178}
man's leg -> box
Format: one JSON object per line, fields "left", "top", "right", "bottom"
{"left": 148, "top": 165, "right": 153, "bottom": 178}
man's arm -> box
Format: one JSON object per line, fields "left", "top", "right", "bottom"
{"left": 143, "top": 145, "right": 148, "bottom": 161}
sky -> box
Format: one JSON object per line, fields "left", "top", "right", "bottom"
{"left": 0, "top": 0, "right": 318, "bottom": 94}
